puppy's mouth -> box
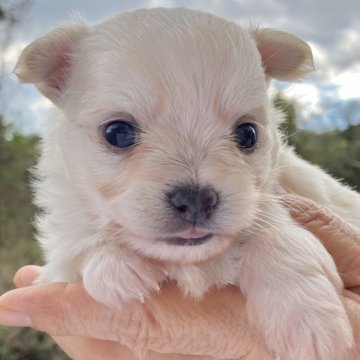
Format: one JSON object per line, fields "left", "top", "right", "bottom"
{"left": 164, "top": 230, "right": 214, "bottom": 246}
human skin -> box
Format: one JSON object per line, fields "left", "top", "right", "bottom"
{"left": 0, "top": 193, "right": 360, "bottom": 360}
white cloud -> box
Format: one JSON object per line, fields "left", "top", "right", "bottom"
{"left": 150, "top": 0, "right": 175, "bottom": 6}
{"left": 283, "top": 83, "right": 323, "bottom": 121}
{"left": 333, "top": 65, "right": 360, "bottom": 100}
{"left": 27, "top": 98, "right": 52, "bottom": 134}
{"left": 29, "top": 98, "right": 52, "bottom": 113}
{"left": 2, "top": 42, "right": 25, "bottom": 64}
{"left": 308, "top": 42, "right": 332, "bottom": 78}
{"left": 333, "top": 25, "right": 360, "bottom": 68}
{"left": 1, "top": 41, "right": 26, "bottom": 75}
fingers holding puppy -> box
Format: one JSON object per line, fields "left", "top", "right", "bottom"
{"left": 280, "top": 192, "right": 360, "bottom": 289}
{"left": 2, "top": 266, "right": 271, "bottom": 359}
{"left": 13, "top": 265, "right": 40, "bottom": 288}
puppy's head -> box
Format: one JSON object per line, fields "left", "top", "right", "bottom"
{"left": 16, "top": 8, "right": 313, "bottom": 263}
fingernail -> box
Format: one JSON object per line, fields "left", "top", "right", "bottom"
{"left": 0, "top": 309, "right": 32, "bottom": 327}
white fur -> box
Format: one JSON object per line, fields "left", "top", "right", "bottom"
{"left": 16, "top": 8, "right": 360, "bottom": 359}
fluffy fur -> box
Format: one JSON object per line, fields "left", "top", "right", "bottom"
{"left": 16, "top": 8, "right": 360, "bottom": 359}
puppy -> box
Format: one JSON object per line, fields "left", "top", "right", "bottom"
{"left": 16, "top": 7, "right": 360, "bottom": 359}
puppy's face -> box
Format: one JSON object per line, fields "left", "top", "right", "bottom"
{"left": 16, "top": 8, "right": 313, "bottom": 263}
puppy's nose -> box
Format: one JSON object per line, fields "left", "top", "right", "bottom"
{"left": 166, "top": 185, "right": 219, "bottom": 224}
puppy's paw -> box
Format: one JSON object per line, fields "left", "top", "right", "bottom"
{"left": 250, "top": 275, "right": 353, "bottom": 360}
{"left": 82, "top": 244, "right": 165, "bottom": 308}
{"left": 34, "top": 263, "right": 80, "bottom": 284}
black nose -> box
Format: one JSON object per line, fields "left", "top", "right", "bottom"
{"left": 166, "top": 185, "right": 219, "bottom": 224}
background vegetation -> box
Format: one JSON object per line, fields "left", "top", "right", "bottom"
{"left": 0, "top": 117, "right": 69, "bottom": 360}
{"left": 274, "top": 93, "right": 360, "bottom": 189}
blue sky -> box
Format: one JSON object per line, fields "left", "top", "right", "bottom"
{"left": 1, "top": 0, "right": 359, "bottom": 133}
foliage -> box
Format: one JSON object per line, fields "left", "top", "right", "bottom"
{"left": 0, "top": 118, "right": 40, "bottom": 291}
{"left": 274, "top": 93, "right": 360, "bottom": 190}
{"left": 0, "top": 327, "right": 68, "bottom": 360}
{"left": 0, "top": 116, "right": 70, "bottom": 360}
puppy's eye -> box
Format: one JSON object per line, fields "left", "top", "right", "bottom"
{"left": 104, "top": 121, "right": 137, "bottom": 148}
{"left": 234, "top": 122, "right": 257, "bottom": 151}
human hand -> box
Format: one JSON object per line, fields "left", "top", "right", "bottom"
{"left": 1, "top": 193, "right": 360, "bottom": 360}
{"left": 280, "top": 192, "right": 360, "bottom": 358}
{"left": 0, "top": 265, "right": 271, "bottom": 360}
{"left": 281, "top": 192, "right": 360, "bottom": 292}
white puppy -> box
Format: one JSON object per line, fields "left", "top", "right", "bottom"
{"left": 16, "top": 7, "right": 360, "bottom": 359}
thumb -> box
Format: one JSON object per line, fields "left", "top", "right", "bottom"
{"left": 0, "top": 280, "right": 161, "bottom": 350}
{"left": 13, "top": 265, "right": 41, "bottom": 288}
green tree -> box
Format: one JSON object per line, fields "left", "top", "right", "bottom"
{"left": 0, "top": 116, "right": 69, "bottom": 360}
{"left": 274, "top": 93, "right": 360, "bottom": 190}
{"left": 0, "top": 116, "right": 40, "bottom": 291}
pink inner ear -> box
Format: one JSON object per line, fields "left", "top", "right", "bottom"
{"left": 258, "top": 41, "right": 305, "bottom": 79}
{"left": 45, "top": 43, "right": 74, "bottom": 92}
{"left": 15, "top": 22, "right": 90, "bottom": 102}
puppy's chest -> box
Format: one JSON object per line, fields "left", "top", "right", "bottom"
{"left": 164, "top": 246, "right": 244, "bottom": 297}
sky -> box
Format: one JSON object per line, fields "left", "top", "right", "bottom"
{"left": 0, "top": 0, "right": 359, "bottom": 134}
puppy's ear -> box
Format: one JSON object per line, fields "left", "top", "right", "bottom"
{"left": 14, "top": 21, "right": 90, "bottom": 103}
{"left": 251, "top": 28, "right": 314, "bottom": 81}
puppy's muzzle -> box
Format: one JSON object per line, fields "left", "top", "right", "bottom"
{"left": 166, "top": 185, "right": 219, "bottom": 224}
